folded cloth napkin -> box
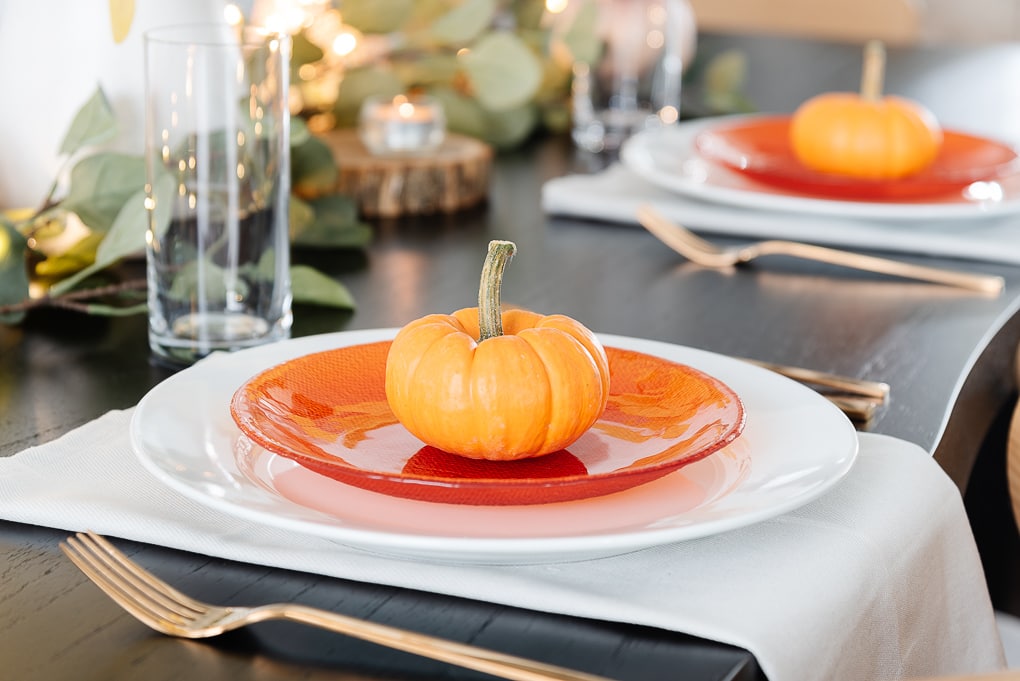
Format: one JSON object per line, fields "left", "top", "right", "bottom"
{"left": 542, "top": 164, "right": 1020, "bottom": 266}
{"left": 0, "top": 409, "right": 1005, "bottom": 681}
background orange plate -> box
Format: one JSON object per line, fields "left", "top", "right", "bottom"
{"left": 695, "top": 115, "right": 1020, "bottom": 202}
{"left": 230, "top": 341, "right": 745, "bottom": 506}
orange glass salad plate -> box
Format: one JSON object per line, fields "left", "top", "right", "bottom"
{"left": 695, "top": 114, "right": 1020, "bottom": 201}
{"left": 230, "top": 341, "right": 745, "bottom": 506}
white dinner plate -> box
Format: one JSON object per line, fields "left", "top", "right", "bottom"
{"left": 130, "top": 329, "right": 859, "bottom": 564}
{"left": 620, "top": 115, "right": 1020, "bottom": 221}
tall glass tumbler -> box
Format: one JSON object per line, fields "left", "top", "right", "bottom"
{"left": 144, "top": 25, "right": 292, "bottom": 366}
{"left": 571, "top": 0, "right": 689, "bottom": 153}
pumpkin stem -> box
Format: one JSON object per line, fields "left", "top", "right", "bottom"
{"left": 860, "top": 40, "right": 885, "bottom": 102}
{"left": 478, "top": 240, "right": 517, "bottom": 342}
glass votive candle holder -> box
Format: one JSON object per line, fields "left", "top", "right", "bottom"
{"left": 358, "top": 94, "right": 446, "bottom": 156}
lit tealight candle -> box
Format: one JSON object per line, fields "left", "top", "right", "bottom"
{"left": 358, "top": 94, "right": 446, "bottom": 156}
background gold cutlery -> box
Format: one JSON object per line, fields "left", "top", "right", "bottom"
{"left": 742, "top": 357, "right": 888, "bottom": 422}
{"left": 637, "top": 205, "right": 1005, "bottom": 295}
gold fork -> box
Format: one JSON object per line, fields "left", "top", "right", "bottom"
{"left": 740, "top": 357, "right": 890, "bottom": 400}
{"left": 824, "top": 395, "right": 880, "bottom": 422}
{"left": 636, "top": 205, "right": 1005, "bottom": 295}
{"left": 61, "top": 531, "right": 615, "bottom": 681}
{"left": 742, "top": 357, "right": 889, "bottom": 421}
{"left": 741, "top": 358, "right": 889, "bottom": 422}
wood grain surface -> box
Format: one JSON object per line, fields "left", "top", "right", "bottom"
{"left": 4, "top": 34, "right": 1020, "bottom": 681}
{"left": 321, "top": 129, "right": 492, "bottom": 217}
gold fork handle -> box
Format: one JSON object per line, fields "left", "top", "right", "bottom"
{"left": 739, "top": 357, "right": 890, "bottom": 400}
{"left": 754, "top": 241, "right": 1005, "bottom": 295}
{"left": 826, "top": 395, "right": 880, "bottom": 422}
{"left": 276, "top": 604, "right": 616, "bottom": 681}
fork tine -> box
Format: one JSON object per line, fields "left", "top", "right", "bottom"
{"left": 64, "top": 531, "right": 206, "bottom": 633}
{"left": 61, "top": 536, "right": 180, "bottom": 635}
{"left": 79, "top": 532, "right": 207, "bottom": 617}
{"left": 636, "top": 205, "right": 723, "bottom": 254}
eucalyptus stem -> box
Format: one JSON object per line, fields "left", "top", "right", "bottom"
{"left": 477, "top": 240, "right": 517, "bottom": 342}
{"left": 0, "top": 278, "right": 147, "bottom": 316}
{"left": 25, "top": 157, "right": 72, "bottom": 227}
{"left": 860, "top": 40, "right": 885, "bottom": 102}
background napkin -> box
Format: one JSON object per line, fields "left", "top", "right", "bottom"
{"left": 0, "top": 408, "right": 1005, "bottom": 681}
{"left": 542, "top": 163, "right": 1020, "bottom": 266}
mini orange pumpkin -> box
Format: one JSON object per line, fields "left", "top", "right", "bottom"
{"left": 385, "top": 240, "right": 610, "bottom": 461}
{"left": 790, "top": 41, "right": 942, "bottom": 180}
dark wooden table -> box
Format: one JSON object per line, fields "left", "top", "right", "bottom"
{"left": 4, "top": 33, "right": 1020, "bottom": 681}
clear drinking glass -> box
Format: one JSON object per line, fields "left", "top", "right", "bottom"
{"left": 571, "top": 0, "right": 687, "bottom": 153}
{"left": 144, "top": 24, "right": 292, "bottom": 366}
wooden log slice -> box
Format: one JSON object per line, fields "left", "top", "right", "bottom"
{"left": 318, "top": 129, "right": 493, "bottom": 218}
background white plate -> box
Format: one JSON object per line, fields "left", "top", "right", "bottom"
{"left": 130, "top": 330, "right": 859, "bottom": 564}
{"left": 620, "top": 116, "right": 1020, "bottom": 221}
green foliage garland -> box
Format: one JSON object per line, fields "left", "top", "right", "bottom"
{"left": 0, "top": 87, "right": 368, "bottom": 325}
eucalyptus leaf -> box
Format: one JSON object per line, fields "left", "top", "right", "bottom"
{"left": 46, "top": 248, "right": 110, "bottom": 295}
{"left": 148, "top": 171, "right": 176, "bottom": 240}
{"left": 95, "top": 187, "right": 149, "bottom": 263}
{"left": 430, "top": 0, "right": 497, "bottom": 45}
{"left": 460, "top": 32, "right": 542, "bottom": 111}
{"left": 407, "top": 0, "right": 457, "bottom": 22}
{"left": 255, "top": 247, "right": 280, "bottom": 279}
{"left": 540, "top": 101, "right": 571, "bottom": 133}
{"left": 515, "top": 27, "right": 549, "bottom": 55}
{"left": 291, "top": 117, "right": 312, "bottom": 148}
{"left": 0, "top": 223, "right": 29, "bottom": 324}
{"left": 334, "top": 67, "right": 405, "bottom": 126}
{"left": 84, "top": 302, "right": 148, "bottom": 317}
{"left": 392, "top": 54, "right": 460, "bottom": 87}
{"left": 291, "top": 31, "right": 325, "bottom": 67}
{"left": 62, "top": 153, "right": 146, "bottom": 232}
{"left": 289, "top": 195, "right": 316, "bottom": 237}
{"left": 292, "top": 135, "right": 338, "bottom": 197}
{"left": 48, "top": 175, "right": 170, "bottom": 296}
{"left": 109, "top": 0, "right": 135, "bottom": 43}
{"left": 59, "top": 87, "right": 117, "bottom": 156}
{"left": 23, "top": 212, "right": 75, "bottom": 249}
{"left": 703, "top": 90, "right": 756, "bottom": 115}
{"left": 483, "top": 104, "right": 537, "bottom": 149}
{"left": 512, "top": 0, "right": 548, "bottom": 31}
{"left": 340, "top": 0, "right": 414, "bottom": 33}
{"left": 310, "top": 194, "right": 360, "bottom": 224}
{"left": 34, "top": 232, "right": 103, "bottom": 279}
{"left": 290, "top": 265, "right": 356, "bottom": 309}
{"left": 562, "top": 0, "right": 601, "bottom": 65}
{"left": 428, "top": 87, "right": 489, "bottom": 139}
{"left": 167, "top": 259, "right": 248, "bottom": 303}
{"left": 704, "top": 50, "right": 749, "bottom": 103}
{"left": 534, "top": 51, "right": 573, "bottom": 102}
{"left": 293, "top": 195, "right": 373, "bottom": 248}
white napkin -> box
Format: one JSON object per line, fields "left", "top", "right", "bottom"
{"left": 542, "top": 163, "right": 1020, "bottom": 265}
{"left": 0, "top": 409, "right": 1005, "bottom": 681}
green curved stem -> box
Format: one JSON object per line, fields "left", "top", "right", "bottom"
{"left": 477, "top": 240, "right": 517, "bottom": 342}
